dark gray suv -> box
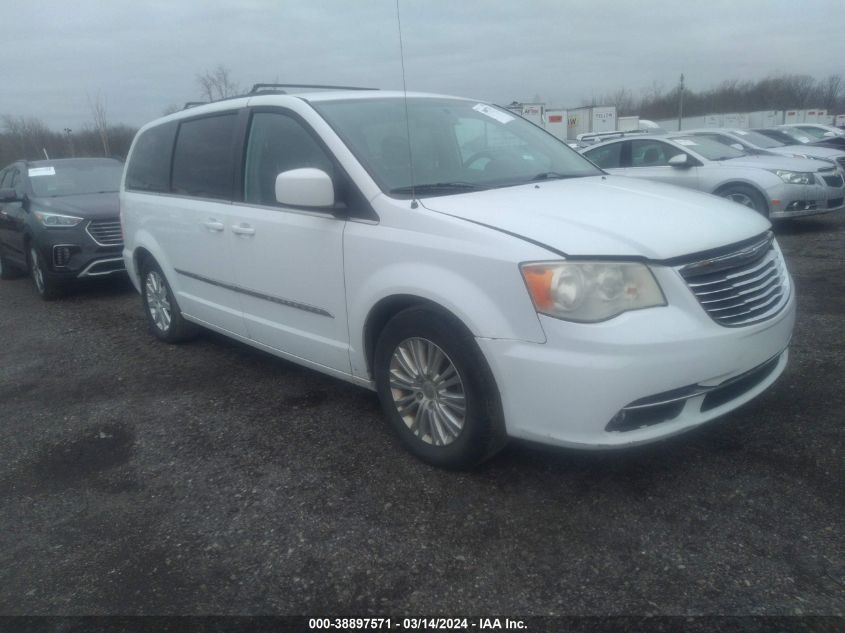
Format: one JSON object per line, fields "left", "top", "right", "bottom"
{"left": 0, "top": 158, "right": 125, "bottom": 299}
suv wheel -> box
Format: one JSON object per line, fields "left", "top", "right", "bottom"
{"left": 374, "top": 307, "right": 507, "bottom": 468}
{"left": 29, "top": 246, "right": 62, "bottom": 300}
{"left": 140, "top": 260, "right": 199, "bottom": 343}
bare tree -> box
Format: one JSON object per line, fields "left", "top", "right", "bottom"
{"left": 196, "top": 65, "right": 240, "bottom": 102}
{"left": 816, "top": 75, "right": 842, "bottom": 111}
{"left": 87, "top": 91, "right": 111, "bottom": 156}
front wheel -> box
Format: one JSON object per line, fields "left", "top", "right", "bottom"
{"left": 29, "top": 246, "right": 63, "bottom": 300}
{"left": 140, "top": 260, "right": 199, "bottom": 343}
{"left": 718, "top": 185, "right": 768, "bottom": 217}
{"left": 374, "top": 307, "right": 507, "bottom": 468}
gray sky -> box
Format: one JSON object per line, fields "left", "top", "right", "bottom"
{"left": 5, "top": 0, "right": 845, "bottom": 130}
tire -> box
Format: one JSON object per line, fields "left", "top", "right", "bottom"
{"left": 373, "top": 306, "right": 507, "bottom": 468}
{"left": 718, "top": 184, "right": 768, "bottom": 217}
{"left": 28, "top": 245, "right": 63, "bottom": 300}
{"left": 139, "top": 259, "right": 199, "bottom": 343}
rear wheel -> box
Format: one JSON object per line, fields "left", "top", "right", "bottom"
{"left": 140, "top": 260, "right": 199, "bottom": 343}
{"left": 29, "top": 245, "right": 63, "bottom": 300}
{"left": 374, "top": 306, "right": 507, "bottom": 468}
{"left": 718, "top": 184, "right": 768, "bottom": 217}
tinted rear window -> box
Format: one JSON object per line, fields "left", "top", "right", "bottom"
{"left": 171, "top": 114, "right": 237, "bottom": 200}
{"left": 125, "top": 122, "right": 177, "bottom": 192}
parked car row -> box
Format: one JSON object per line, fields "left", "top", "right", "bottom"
{"left": 1, "top": 87, "right": 797, "bottom": 468}
{"left": 579, "top": 129, "right": 845, "bottom": 219}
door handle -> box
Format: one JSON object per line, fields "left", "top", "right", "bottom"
{"left": 231, "top": 223, "right": 255, "bottom": 237}
{"left": 203, "top": 219, "right": 225, "bottom": 232}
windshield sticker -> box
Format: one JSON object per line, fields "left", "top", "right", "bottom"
{"left": 675, "top": 139, "right": 698, "bottom": 146}
{"left": 28, "top": 166, "right": 56, "bottom": 177}
{"left": 473, "top": 103, "right": 514, "bottom": 124}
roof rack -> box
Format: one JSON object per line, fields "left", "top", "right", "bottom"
{"left": 248, "top": 83, "right": 379, "bottom": 94}
{"left": 576, "top": 129, "right": 660, "bottom": 145}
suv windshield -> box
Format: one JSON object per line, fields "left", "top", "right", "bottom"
{"left": 29, "top": 160, "right": 123, "bottom": 198}
{"left": 312, "top": 97, "right": 601, "bottom": 196}
{"left": 673, "top": 135, "right": 746, "bottom": 161}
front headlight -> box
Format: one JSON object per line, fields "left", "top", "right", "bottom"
{"left": 520, "top": 261, "right": 666, "bottom": 323}
{"left": 33, "top": 211, "right": 84, "bottom": 227}
{"left": 771, "top": 170, "right": 814, "bottom": 185}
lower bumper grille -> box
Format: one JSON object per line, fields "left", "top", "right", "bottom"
{"left": 828, "top": 197, "right": 843, "bottom": 209}
{"left": 606, "top": 352, "right": 784, "bottom": 432}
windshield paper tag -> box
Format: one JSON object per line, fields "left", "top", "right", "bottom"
{"left": 473, "top": 104, "right": 514, "bottom": 124}
{"left": 675, "top": 139, "right": 697, "bottom": 146}
{"left": 28, "top": 167, "right": 56, "bottom": 177}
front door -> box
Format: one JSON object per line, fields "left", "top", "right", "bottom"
{"left": 228, "top": 110, "right": 350, "bottom": 374}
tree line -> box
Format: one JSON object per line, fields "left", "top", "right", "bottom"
{"left": 591, "top": 73, "right": 844, "bottom": 119}
{"left": 0, "top": 66, "right": 240, "bottom": 169}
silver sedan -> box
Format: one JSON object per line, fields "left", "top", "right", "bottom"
{"left": 580, "top": 133, "right": 845, "bottom": 219}
{"left": 680, "top": 128, "right": 845, "bottom": 173}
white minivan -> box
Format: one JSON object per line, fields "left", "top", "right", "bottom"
{"left": 120, "top": 86, "right": 796, "bottom": 467}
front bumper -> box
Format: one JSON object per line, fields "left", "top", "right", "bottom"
{"left": 35, "top": 223, "right": 126, "bottom": 282}
{"left": 476, "top": 270, "right": 796, "bottom": 449}
{"left": 768, "top": 177, "right": 845, "bottom": 219}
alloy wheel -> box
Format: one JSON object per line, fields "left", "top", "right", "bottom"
{"left": 388, "top": 337, "right": 466, "bottom": 446}
{"left": 145, "top": 270, "right": 172, "bottom": 332}
{"left": 30, "top": 248, "right": 45, "bottom": 294}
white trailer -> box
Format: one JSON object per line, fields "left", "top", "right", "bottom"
{"left": 519, "top": 103, "right": 545, "bottom": 127}
{"left": 835, "top": 114, "right": 845, "bottom": 128}
{"left": 566, "top": 106, "right": 617, "bottom": 140}
{"left": 617, "top": 116, "right": 639, "bottom": 131}
{"left": 544, "top": 109, "right": 568, "bottom": 140}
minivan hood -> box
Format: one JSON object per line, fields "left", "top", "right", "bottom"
{"left": 721, "top": 154, "right": 829, "bottom": 171}
{"left": 420, "top": 176, "right": 769, "bottom": 260}
{"left": 33, "top": 192, "right": 119, "bottom": 219}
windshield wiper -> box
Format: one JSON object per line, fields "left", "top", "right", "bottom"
{"left": 389, "top": 182, "right": 485, "bottom": 195}
{"left": 530, "top": 171, "right": 578, "bottom": 181}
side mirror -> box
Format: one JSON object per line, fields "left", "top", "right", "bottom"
{"left": 668, "top": 154, "right": 690, "bottom": 168}
{"left": 0, "top": 188, "right": 19, "bottom": 203}
{"left": 275, "top": 168, "right": 334, "bottom": 208}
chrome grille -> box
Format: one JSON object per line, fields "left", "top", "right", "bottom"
{"left": 677, "top": 232, "right": 790, "bottom": 327}
{"left": 86, "top": 219, "right": 123, "bottom": 246}
{"left": 822, "top": 174, "right": 844, "bottom": 187}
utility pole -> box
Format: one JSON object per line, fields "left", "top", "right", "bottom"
{"left": 678, "top": 73, "right": 685, "bottom": 131}
{"left": 64, "top": 128, "right": 75, "bottom": 157}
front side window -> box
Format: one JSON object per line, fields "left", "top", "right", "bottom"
{"left": 312, "top": 98, "right": 600, "bottom": 197}
{"left": 171, "top": 114, "right": 237, "bottom": 200}
{"left": 243, "top": 112, "right": 335, "bottom": 206}
{"left": 125, "top": 122, "right": 177, "bottom": 192}
{"left": 630, "top": 140, "right": 683, "bottom": 167}
{"left": 585, "top": 142, "right": 622, "bottom": 169}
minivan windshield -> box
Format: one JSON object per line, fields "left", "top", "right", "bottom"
{"left": 312, "top": 97, "right": 601, "bottom": 196}
{"left": 29, "top": 160, "right": 123, "bottom": 198}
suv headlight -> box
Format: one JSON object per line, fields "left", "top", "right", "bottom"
{"left": 520, "top": 261, "right": 666, "bottom": 323}
{"left": 771, "top": 170, "right": 814, "bottom": 185}
{"left": 33, "top": 211, "right": 84, "bottom": 227}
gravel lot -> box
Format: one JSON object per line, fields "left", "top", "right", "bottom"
{"left": 0, "top": 214, "right": 842, "bottom": 617}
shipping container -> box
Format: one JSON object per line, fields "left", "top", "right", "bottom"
{"left": 544, "top": 108, "right": 568, "bottom": 140}
{"left": 566, "top": 106, "right": 617, "bottom": 139}
{"left": 617, "top": 116, "right": 640, "bottom": 131}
